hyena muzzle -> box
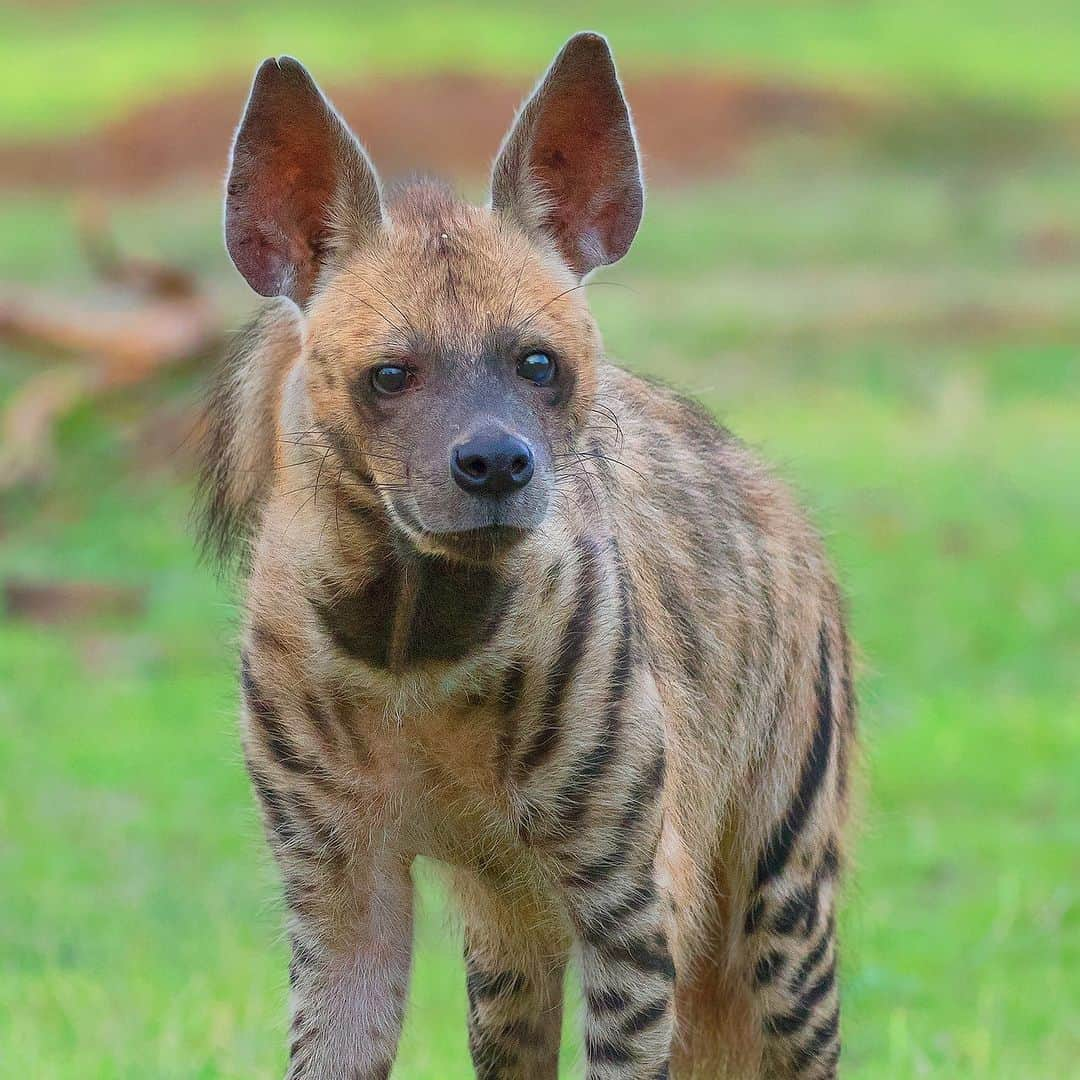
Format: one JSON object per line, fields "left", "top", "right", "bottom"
{"left": 200, "top": 31, "right": 856, "bottom": 1080}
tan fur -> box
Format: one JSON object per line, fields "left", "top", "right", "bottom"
{"left": 204, "top": 34, "right": 856, "bottom": 1080}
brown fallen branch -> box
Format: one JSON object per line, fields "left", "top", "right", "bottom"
{"left": 0, "top": 366, "right": 93, "bottom": 488}
{"left": 75, "top": 199, "right": 202, "bottom": 300}
{"left": 0, "top": 201, "right": 223, "bottom": 490}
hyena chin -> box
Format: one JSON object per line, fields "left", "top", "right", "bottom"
{"left": 201, "top": 31, "right": 856, "bottom": 1080}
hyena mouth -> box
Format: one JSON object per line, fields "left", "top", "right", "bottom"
{"left": 386, "top": 490, "right": 548, "bottom": 562}
{"left": 408, "top": 523, "right": 532, "bottom": 564}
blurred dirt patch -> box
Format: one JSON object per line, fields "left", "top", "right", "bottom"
{"left": 4, "top": 578, "right": 147, "bottom": 624}
{"left": 0, "top": 71, "right": 858, "bottom": 193}
{"left": 1019, "top": 224, "right": 1080, "bottom": 265}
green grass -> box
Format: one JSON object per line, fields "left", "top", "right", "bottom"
{"left": 3, "top": 143, "right": 1078, "bottom": 1076}
{"left": 2, "top": 6, "right": 1080, "bottom": 1072}
{"left": 4, "top": 0, "right": 1080, "bottom": 137}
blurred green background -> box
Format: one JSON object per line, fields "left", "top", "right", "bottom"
{"left": 1, "top": 2, "right": 1078, "bottom": 1077}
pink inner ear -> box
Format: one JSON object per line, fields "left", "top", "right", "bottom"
{"left": 534, "top": 130, "right": 641, "bottom": 273}
{"left": 227, "top": 175, "right": 321, "bottom": 300}
{"left": 225, "top": 58, "right": 374, "bottom": 304}
{"left": 512, "top": 38, "right": 643, "bottom": 277}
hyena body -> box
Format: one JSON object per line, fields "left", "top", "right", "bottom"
{"left": 204, "top": 33, "right": 855, "bottom": 1080}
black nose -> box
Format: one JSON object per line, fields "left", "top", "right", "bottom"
{"left": 450, "top": 432, "right": 535, "bottom": 496}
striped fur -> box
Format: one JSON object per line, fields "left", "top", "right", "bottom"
{"left": 204, "top": 33, "right": 857, "bottom": 1080}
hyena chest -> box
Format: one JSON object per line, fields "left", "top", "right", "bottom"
{"left": 302, "top": 545, "right": 535, "bottom": 856}
{"left": 326, "top": 697, "right": 524, "bottom": 865}
{"left": 311, "top": 545, "right": 518, "bottom": 672}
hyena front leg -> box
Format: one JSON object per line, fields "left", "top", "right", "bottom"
{"left": 748, "top": 878, "right": 840, "bottom": 1080}
{"left": 280, "top": 846, "right": 413, "bottom": 1080}
{"left": 242, "top": 657, "right": 413, "bottom": 1079}
{"left": 744, "top": 819, "right": 841, "bottom": 1080}
{"left": 453, "top": 869, "right": 570, "bottom": 1079}
{"left": 744, "top": 625, "right": 847, "bottom": 1078}
{"left": 555, "top": 746, "right": 675, "bottom": 1080}
{"left": 510, "top": 541, "right": 674, "bottom": 1077}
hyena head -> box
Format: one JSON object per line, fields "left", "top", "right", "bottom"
{"left": 224, "top": 33, "right": 643, "bottom": 563}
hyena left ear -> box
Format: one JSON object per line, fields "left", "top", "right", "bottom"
{"left": 225, "top": 56, "right": 383, "bottom": 306}
{"left": 491, "top": 32, "right": 643, "bottom": 278}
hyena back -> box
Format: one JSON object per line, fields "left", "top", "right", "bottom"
{"left": 202, "top": 32, "right": 856, "bottom": 1080}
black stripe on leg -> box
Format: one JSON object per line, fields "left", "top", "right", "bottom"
{"left": 820, "top": 836, "right": 841, "bottom": 879}
{"left": 563, "top": 745, "right": 666, "bottom": 889}
{"left": 804, "top": 961, "right": 837, "bottom": 1012}
{"left": 245, "top": 760, "right": 344, "bottom": 867}
{"left": 469, "top": 1031, "right": 518, "bottom": 1080}
{"left": 496, "top": 1018, "right": 543, "bottom": 1049}
{"left": 287, "top": 788, "right": 346, "bottom": 861}
{"left": 792, "top": 1004, "right": 841, "bottom": 1070}
{"left": 791, "top": 914, "right": 834, "bottom": 993}
{"left": 466, "top": 968, "right": 528, "bottom": 1002}
{"left": 244, "top": 760, "right": 297, "bottom": 843}
{"left": 242, "top": 655, "right": 334, "bottom": 789}
{"left": 764, "top": 960, "right": 836, "bottom": 1037}
{"left": 282, "top": 878, "right": 318, "bottom": 918}
{"left": 516, "top": 536, "right": 602, "bottom": 776}
{"left": 772, "top": 883, "right": 819, "bottom": 938}
{"left": 744, "top": 895, "right": 765, "bottom": 936}
{"left": 599, "top": 934, "right": 676, "bottom": 980}
{"left": 495, "top": 657, "right": 527, "bottom": 783}
{"left": 837, "top": 620, "right": 855, "bottom": 800}
{"left": 586, "top": 1032, "right": 634, "bottom": 1066}
{"left": 578, "top": 878, "right": 658, "bottom": 947}
{"left": 588, "top": 986, "right": 632, "bottom": 1015}
{"left": 302, "top": 689, "right": 335, "bottom": 748}
{"left": 541, "top": 556, "right": 563, "bottom": 601}
{"left": 241, "top": 654, "right": 295, "bottom": 766}
{"left": 288, "top": 1026, "right": 316, "bottom": 1061}
{"left": 655, "top": 566, "right": 705, "bottom": 685}
{"left": 552, "top": 544, "right": 635, "bottom": 832}
{"left": 755, "top": 949, "right": 786, "bottom": 987}
{"left": 250, "top": 622, "right": 289, "bottom": 656}
{"left": 754, "top": 625, "right": 834, "bottom": 890}
{"left": 619, "top": 997, "right": 670, "bottom": 1037}
{"left": 290, "top": 936, "right": 319, "bottom": 979}
{"left": 497, "top": 661, "right": 527, "bottom": 716}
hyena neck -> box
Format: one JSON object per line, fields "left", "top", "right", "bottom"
{"left": 292, "top": 425, "right": 603, "bottom": 685}
{"left": 309, "top": 497, "right": 529, "bottom": 677}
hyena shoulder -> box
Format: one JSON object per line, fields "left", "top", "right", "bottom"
{"left": 598, "top": 360, "right": 837, "bottom": 611}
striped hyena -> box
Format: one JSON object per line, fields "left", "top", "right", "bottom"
{"left": 201, "top": 32, "right": 856, "bottom": 1080}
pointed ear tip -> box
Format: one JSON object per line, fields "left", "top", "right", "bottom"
{"left": 251, "top": 55, "right": 310, "bottom": 87}
{"left": 275, "top": 55, "right": 308, "bottom": 73}
{"left": 250, "top": 57, "right": 276, "bottom": 82}
{"left": 564, "top": 30, "right": 613, "bottom": 55}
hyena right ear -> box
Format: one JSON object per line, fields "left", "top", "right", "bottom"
{"left": 491, "top": 32, "right": 643, "bottom": 278}
{"left": 225, "top": 57, "right": 383, "bottom": 306}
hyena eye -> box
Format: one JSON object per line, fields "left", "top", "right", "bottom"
{"left": 371, "top": 364, "right": 412, "bottom": 395}
{"left": 516, "top": 351, "right": 556, "bottom": 386}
